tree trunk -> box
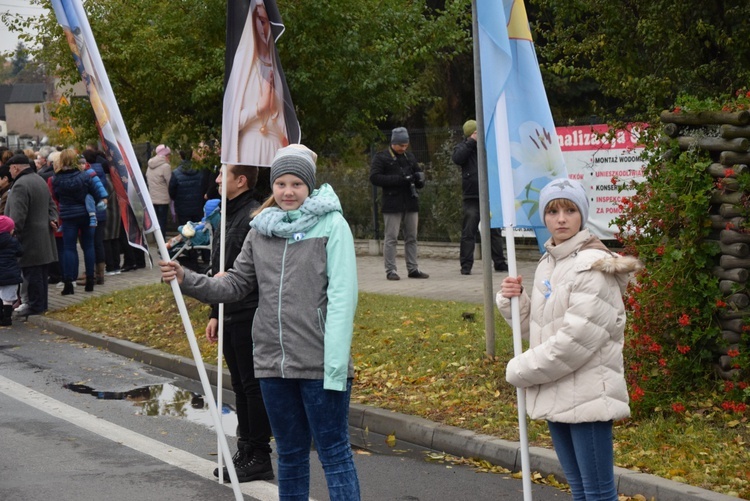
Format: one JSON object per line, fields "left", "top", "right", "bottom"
{"left": 726, "top": 293, "right": 750, "bottom": 308}
{"left": 674, "top": 136, "right": 749, "bottom": 152}
{"left": 718, "top": 204, "right": 744, "bottom": 218}
{"left": 709, "top": 215, "right": 744, "bottom": 230}
{"left": 719, "top": 151, "right": 750, "bottom": 165}
{"left": 707, "top": 162, "right": 747, "bottom": 177}
{"left": 711, "top": 191, "right": 743, "bottom": 204}
{"left": 719, "top": 241, "right": 750, "bottom": 257}
{"left": 720, "top": 255, "right": 750, "bottom": 269}
{"left": 660, "top": 109, "right": 750, "bottom": 126}
{"left": 719, "top": 318, "right": 744, "bottom": 332}
{"left": 720, "top": 124, "right": 750, "bottom": 139}
{"left": 722, "top": 331, "right": 742, "bottom": 344}
{"left": 720, "top": 229, "right": 750, "bottom": 244}
{"left": 663, "top": 122, "right": 680, "bottom": 137}
{"left": 719, "top": 280, "right": 743, "bottom": 295}
{"left": 712, "top": 266, "right": 748, "bottom": 282}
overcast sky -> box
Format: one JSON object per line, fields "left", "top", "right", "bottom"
{"left": 1, "top": 0, "right": 48, "bottom": 57}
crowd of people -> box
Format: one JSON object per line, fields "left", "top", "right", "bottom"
{"left": 0, "top": 143, "right": 163, "bottom": 325}
{"left": 0, "top": 140, "right": 233, "bottom": 316}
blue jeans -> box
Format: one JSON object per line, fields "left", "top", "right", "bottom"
{"left": 547, "top": 420, "right": 618, "bottom": 501}
{"left": 259, "top": 378, "right": 360, "bottom": 501}
{"left": 62, "top": 214, "right": 96, "bottom": 281}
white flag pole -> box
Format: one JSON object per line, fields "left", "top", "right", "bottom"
{"left": 216, "top": 164, "right": 228, "bottom": 482}
{"left": 57, "top": 2, "right": 243, "bottom": 498}
{"left": 496, "top": 92, "right": 533, "bottom": 501}
{"left": 472, "top": 2, "right": 532, "bottom": 498}
{"left": 159, "top": 241, "right": 240, "bottom": 501}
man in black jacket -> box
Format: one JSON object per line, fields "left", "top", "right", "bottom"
{"left": 451, "top": 120, "right": 508, "bottom": 275}
{"left": 370, "top": 127, "right": 429, "bottom": 280}
{"left": 207, "top": 164, "right": 273, "bottom": 483}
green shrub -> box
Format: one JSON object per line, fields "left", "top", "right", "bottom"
{"left": 614, "top": 95, "right": 750, "bottom": 416}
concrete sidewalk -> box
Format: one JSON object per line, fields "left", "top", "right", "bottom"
{"left": 42, "top": 247, "right": 537, "bottom": 313}
{"left": 30, "top": 247, "right": 734, "bottom": 501}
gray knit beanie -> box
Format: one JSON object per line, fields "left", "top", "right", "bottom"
{"left": 539, "top": 178, "right": 589, "bottom": 229}
{"left": 390, "top": 127, "right": 409, "bottom": 145}
{"left": 270, "top": 144, "right": 318, "bottom": 194}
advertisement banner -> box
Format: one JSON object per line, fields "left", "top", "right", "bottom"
{"left": 557, "top": 124, "right": 646, "bottom": 240}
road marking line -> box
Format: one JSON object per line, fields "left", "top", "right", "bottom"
{"left": 0, "top": 375, "right": 289, "bottom": 501}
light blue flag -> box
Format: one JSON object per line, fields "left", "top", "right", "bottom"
{"left": 477, "top": 0, "right": 567, "bottom": 251}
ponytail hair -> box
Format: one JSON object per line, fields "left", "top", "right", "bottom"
{"left": 252, "top": 194, "right": 278, "bottom": 217}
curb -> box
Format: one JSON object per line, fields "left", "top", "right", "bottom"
{"left": 31, "top": 316, "right": 738, "bottom": 501}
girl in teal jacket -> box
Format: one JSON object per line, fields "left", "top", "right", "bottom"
{"left": 160, "top": 144, "right": 360, "bottom": 500}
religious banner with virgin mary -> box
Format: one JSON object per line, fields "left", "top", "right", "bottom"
{"left": 222, "top": 0, "right": 301, "bottom": 167}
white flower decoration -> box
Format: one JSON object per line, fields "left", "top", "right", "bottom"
{"left": 509, "top": 121, "right": 565, "bottom": 189}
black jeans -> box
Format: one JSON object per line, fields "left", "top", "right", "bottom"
{"left": 104, "top": 238, "right": 120, "bottom": 272}
{"left": 94, "top": 224, "right": 105, "bottom": 264}
{"left": 22, "top": 264, "right": 49, "bottom": 314}
{"left": 223, "top": 314, "right": 272, "bottom": 453}
{"left": 460, "top": 198, "right": 506, "bottom": 271}
{"left": 49, "top": 237, "right": 64, "bottom": 283}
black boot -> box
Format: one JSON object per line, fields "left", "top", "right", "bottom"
{"left": 61, "top": 281, "right": 75, "bottom": 295}
{"left": 85, "top": 276, "right": 95, "bottom": 292}
{"left": 233, "top": 448, "right": 274, "bottom": 482}
{"left": 0, "top": 305, "right": 11, "bottom": 326}
{"left": 213, "top": 439, "right": 249, "bottom": 480}
{"left": 216, "top": 444, "right": 274, "bottom": 483}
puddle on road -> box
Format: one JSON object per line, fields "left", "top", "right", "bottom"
{"left": 63, "top": 381, "right": 441, "bottom": 464}
{"left": 63, "top": 382, "right": 238, "bottom": 436}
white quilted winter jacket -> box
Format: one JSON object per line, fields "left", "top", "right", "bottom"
{"left": 497, "top": 229, "right": 643, "bottom": 423}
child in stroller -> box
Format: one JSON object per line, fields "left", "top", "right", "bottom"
{"left": 166, "top": 198, "right": 220, "bottom": 273}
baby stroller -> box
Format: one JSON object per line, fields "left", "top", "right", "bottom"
{"left": 167, "top": 199, "right": 220, "bottom": 274}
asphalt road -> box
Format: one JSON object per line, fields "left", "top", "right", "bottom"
{"left": 0, "top": 320, "right": 571, "bottom": 501}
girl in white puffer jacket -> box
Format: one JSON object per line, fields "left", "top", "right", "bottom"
{"left": 497, "top": 178, "right": 642, "bottom": 501}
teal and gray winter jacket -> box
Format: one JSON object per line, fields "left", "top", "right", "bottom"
{"left": 180, "top": 184, "right": 357, "bottom": 391}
